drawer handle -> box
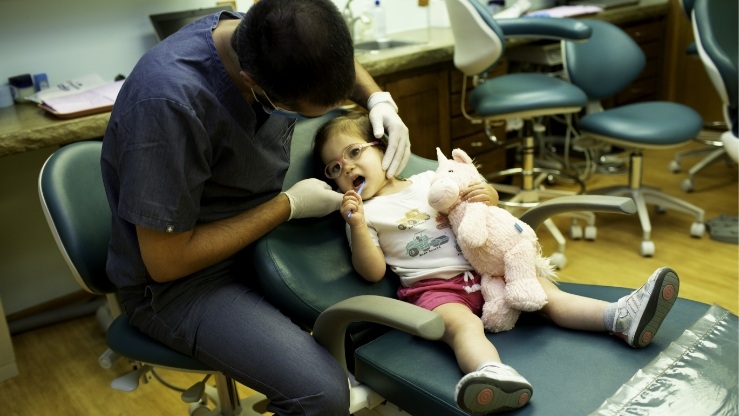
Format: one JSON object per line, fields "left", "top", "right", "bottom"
{"left": 470, "top": 141, "right": 484, "bottom": 147}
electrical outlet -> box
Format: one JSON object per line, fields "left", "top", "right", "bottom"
{"left": 217, "top": 1, "right": 237, "bottom": 9}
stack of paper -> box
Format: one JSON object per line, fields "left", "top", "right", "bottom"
{"left": 39, "top": 79, "right": 124, "bottom": 119}
{"left": 524, "top": 5, "right": 602, "bottom": 18}
{"left": 27, "top": 73, "right": 124, "bottom": 119}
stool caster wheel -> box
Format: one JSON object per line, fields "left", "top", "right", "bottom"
{"left": 569, "top": 223, "right": 583, "bottom": 240}
{"left": 583, "top": 225, "right": 597, "bottom": 241}
{"left": 189, "top": 401, "right": 211, "bottom": 416}
{"left": 669, "top": 160, "right": 681, "bottom": 173}
{"left": 640, "top": 241, "right": 655, "bottom": 257}
{"left": 681, "top": 178, "right": 694, "bottom": 193}
{"left": 549, "top": 252, "right": 567, "bottom": 270}
{"left": 690, "top": 222, "right": 705, "bottom": 238}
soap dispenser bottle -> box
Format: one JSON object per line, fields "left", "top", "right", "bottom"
{"left": 372, "top": 0, "right": 388, "bottom": 45}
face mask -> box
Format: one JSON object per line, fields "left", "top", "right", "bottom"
{"left": 250, "top": 87, "right": 306, "bottom": 120}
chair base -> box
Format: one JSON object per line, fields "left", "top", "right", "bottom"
{"left": 670, "top": 141, "right": 734, "bottom": 193}
{"left": 589, "top": 152, "right": 706, "bottom": 256}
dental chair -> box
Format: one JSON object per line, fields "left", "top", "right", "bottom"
{"left": 561, "top": 19, "right": 706, "bottom": 257}
{"left": 668, "top": 0, "right": 737, "bottom": 192}
{"left": 38, "top": 140, "right": 267, "bottom": 416}
{"left": 443, "top": 0, "right": 596, "bottom": 269}
{"left": 253, "top": 112, "right": 737, "bottom": 415}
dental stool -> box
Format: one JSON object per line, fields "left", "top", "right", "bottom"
{"left": 561, "top": 19, "right": 706, "bottom": 257}
{"left": 39, "top": 141, "right": 264, "bottom": 416}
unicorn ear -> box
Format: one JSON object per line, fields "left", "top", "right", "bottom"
{"left": 451, "top": 148, "right": 472, "bottom": 164}
{"left": 436, "top": 147, "right": 448, "bottom": 164}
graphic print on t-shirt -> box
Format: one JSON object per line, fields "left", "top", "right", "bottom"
{"left": 404, "top": 230, "right": 451, "bottom": 257}
{"left": 396, "top": 208, "right": 431, "bottom": 230}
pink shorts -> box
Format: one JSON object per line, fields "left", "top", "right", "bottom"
{"left": 397, "top": 272, "right": 484, "bottom": 315}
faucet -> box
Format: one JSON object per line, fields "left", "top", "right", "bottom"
{"left": 342, "top": 0, "right": 371, "bottom": 41}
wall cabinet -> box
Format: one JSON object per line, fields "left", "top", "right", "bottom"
{"left": 374, "top": 63, "right": 451, "bottom": 160}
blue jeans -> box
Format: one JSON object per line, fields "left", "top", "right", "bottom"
{"left": 120, "top": 269, "right": 349, "bottom": 416}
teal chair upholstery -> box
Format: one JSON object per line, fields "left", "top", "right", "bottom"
{"left": 252, "top": 113, "right": 735, "bottom": 415}
{"left": 562, "top": 19, "right": 706, "bottom": 257}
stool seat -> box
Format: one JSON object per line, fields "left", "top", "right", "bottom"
{"left": 579, "top": 102, "right": 704, "bottom": 148}
{"left": 469, "top": 73, "right": 587, "bottom": 119}
{"left": 107, "top": 315, "right": 212, "bottom": 372}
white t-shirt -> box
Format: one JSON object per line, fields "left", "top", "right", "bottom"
{"left": 348, "top": 171, "right": 473, "bottom": 287}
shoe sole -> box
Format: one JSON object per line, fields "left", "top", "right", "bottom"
{"left": 629, "top": 268, "right": 680, "bottom": 348}
{"left": 456, "top": 375, "right": 532, "bottom": 414}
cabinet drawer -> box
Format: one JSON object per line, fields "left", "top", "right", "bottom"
{"left": 623, "top": 20, "right": 664, "bottom": 44}
{"left": 451, "top": 114, "right": 485, "bottom": 138}
{"left": 615, "top": 78, "right": 658, "bottom": 104}
{"left": 640, "top": 41, "right": 662, "bottom": 61}
{"left": 452, "top": 131, "right": 498, "bottom": 157}
{"left": 450, "top": 92, "right": 473, "bottom": 117}
{"left": 469, "top": 148, "right": 507, "bottom": 178}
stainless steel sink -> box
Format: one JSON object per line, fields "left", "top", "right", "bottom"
{"left": 354, "top": 39, "right": 423, "bottom": 52}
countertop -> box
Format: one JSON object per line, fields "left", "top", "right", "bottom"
{"left": 0, "top": 0, "right": 668, "bottom": 158}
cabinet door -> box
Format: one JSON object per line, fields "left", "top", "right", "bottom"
{"left": 380, "top": 64, "right": 450, "bottom": 160}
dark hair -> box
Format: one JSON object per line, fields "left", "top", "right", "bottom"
{"left": 313, "top": 111, "right": 385, "bottom": 179}
{"left": 232, "top": 0, "right": 355, "bottom": 108}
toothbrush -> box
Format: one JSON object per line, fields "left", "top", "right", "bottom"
{"left": 347, "top": 180, "right": 366, "bottom": 218}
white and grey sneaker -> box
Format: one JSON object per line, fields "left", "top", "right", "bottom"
{"left": 611, "top": 267, "right": 680, "bottom": 348}
{"left": 455, "top": 362, "right": 532, "bottom": 414}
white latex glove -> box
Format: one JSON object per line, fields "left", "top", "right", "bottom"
{"left": 282, "top": 178, "right": 342, "bottom": 220}
{"left": 368, "top": 92, "right": 410, "bottom": 178}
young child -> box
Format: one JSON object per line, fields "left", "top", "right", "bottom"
{"left": 313, "top": 111, "right": 680, "bottom": 415}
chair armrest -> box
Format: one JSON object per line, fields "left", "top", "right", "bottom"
{"left": 498, "top": 17, "right": 591, "bottom": 41}
{"left": 519, "top": 195, "right": 636, "bottom": 230}
{"left": 313, "top": 295, "right": 445, "bottom": 374}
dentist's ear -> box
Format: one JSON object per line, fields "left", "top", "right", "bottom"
{"left": 240, "top": 71, "right": 257, "bottom": 88}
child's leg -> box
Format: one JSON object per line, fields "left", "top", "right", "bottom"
{"left": 538, "top": 277, "right": 609, "bottom": 331}
{"left": 539, "top": 267, "right": 680, "bottom": 348}
{"left": 435, "top": 303, "right": 532, "bottom": 414}
{"left": 435, "top": 302, "right": 500, "bottom": 373}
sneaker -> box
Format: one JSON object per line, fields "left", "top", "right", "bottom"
{"left": 611, "top": 267, "right": 680, "bottom": 348}
{"left": 455, "top": 362, "right": 532, "bottom": 414}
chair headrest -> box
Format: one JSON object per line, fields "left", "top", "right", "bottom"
{"left": 445, "top": 0, "right": 506, "bottom": 76}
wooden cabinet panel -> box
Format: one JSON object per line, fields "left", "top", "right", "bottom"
{"left": 378, "top": 64, "right": 450, "bottom": 160}
{"left": 618, "top": 18, "right": 667, "bottom": 103}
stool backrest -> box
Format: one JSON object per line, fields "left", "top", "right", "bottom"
{"left": 39, "top": 140, "right": 115, "bottom": 295}
{"left": 562, "top": 19, "right": 646, "bottom": 100}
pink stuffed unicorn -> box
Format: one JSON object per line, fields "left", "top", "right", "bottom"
{"left": 427, "top": 148, "right": 555, "bottom": 332}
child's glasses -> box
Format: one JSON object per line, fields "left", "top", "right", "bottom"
{"left": 324, "top": 141, "right": 380, "bottom": 179}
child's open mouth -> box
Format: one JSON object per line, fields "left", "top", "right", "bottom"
{"left": 353, "top": 176, "right": 365, "bottom": 190}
